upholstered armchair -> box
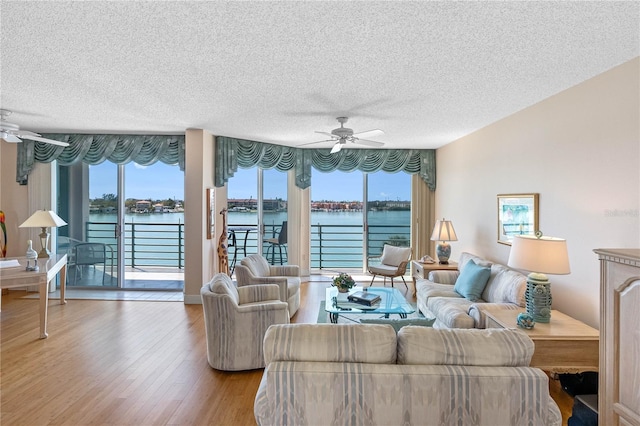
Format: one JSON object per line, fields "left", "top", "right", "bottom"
{"left": 234, "top": 254, "right": 301, "bottom": 318}
{"left": 200, "top": 273, "right": 289, "bottom": 371}
{"left": 367, "top": 244, "right": 412, "bottom": 288}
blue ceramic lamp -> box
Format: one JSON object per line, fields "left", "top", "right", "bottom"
{"left": 507, "top": 232, "right": 570, "bottom": 323}
{"left": 430, "top": 219, "right": 457, "bottom": 264}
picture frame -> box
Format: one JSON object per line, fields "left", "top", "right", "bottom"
{"left": 206, "top": 188, "right": 214, "bottom": 240}
{"left": 497, "top": 193, "right": 539, "bottom": 245}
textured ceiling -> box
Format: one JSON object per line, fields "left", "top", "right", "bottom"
{"left": 1, "top": 1, "right": 638, "bottom": 149}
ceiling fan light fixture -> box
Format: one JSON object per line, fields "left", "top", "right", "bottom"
{"left": 330, "top": 142, "right": 343, "bottom": 154}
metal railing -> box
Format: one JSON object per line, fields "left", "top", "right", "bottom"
{"left": 85, "top": 221, "right": 185, "bottom": 269}
{"left": 84, "top": 221, "right": 410, "bottom": 270}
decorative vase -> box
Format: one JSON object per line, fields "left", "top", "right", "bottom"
{"left": 337, "top": 287, "right": 349, "bottom": 293}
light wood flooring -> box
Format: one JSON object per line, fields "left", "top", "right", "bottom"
{"left": 1, "top": 279, "right": 572, "bottom": 425}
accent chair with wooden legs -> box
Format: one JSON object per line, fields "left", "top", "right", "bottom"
{"left": 367, "top": 244, "right": 412, "bottom": 289}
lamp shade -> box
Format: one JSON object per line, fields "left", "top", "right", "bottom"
{"left": 19, "top": 210, "right": 67, "bottom": 228}
{"left": 430, "top": 219, "right": 458, "bottom": 242}
{"left": 507, "top": 234, "right": 570, "bottom": 275}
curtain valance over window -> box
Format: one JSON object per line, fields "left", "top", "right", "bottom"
{"left": 215, "top": 137, "right": 436, "bottom": 191}
{"left": 16, "top": 134, "right": 185, "bottom": 185}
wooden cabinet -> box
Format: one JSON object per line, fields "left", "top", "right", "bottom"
{"left": 594, "top": 249, "right": 640, "bottom": 426}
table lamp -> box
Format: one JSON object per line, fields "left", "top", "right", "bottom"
{"left": 507, "top": 231, "right": 570, "bottom": 323}
{"left": 19, "top": 210, "right": 67, "bottom": 258}
{"left": 430, "top": 219, "right": 457, "bottom": 264}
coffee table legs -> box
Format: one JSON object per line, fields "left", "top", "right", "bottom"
{"left": 329, "top": 313, "right": 339, "bottom": 323}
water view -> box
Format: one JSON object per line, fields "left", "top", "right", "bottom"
{"left": 87, "top": 208, "right": 410, "bottom": 270}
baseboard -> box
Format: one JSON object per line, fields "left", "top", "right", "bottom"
{"left": 183, "top": 294, "right": 202, "bottom": 305}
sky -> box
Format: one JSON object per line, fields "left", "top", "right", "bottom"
{"left": 89, "top": 162, "right": 411, "bottom": 202}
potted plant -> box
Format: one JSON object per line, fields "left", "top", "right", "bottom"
{"left": 332, "top": 272, "right": 356, "bottom": 293}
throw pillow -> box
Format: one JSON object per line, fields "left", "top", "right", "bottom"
{"left": 453, "top": 259, "right": 491, "bottom": 302}
{"left": 379, "top": 244, "right": 411, "bottom": 267}
{"left": 360, "top": 318, "right": 435, "bottom": 333}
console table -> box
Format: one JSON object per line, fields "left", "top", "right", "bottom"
{"left": 0, "top": 254, "right": 67, "bottom": 339}
{"left": 410, "top": 260, "right": 458, "bottom": 297}
{"left": 485, "top": 309, "right": 599, "bottom": 374}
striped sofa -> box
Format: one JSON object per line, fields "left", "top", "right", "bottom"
{"left": 254, "top": 324, "right": 561, "bottom": 426}
{"left": 416, "top": 252, "right": 527, "bottom": 328}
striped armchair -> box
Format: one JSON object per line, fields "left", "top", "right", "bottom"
{"left": 200, "top": 273, "right": 289, "bottom": 371}
{"left": 235, "top": 254, "right": 301, "bottom": 318}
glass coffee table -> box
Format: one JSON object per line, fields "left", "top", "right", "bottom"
{"left": 324, "top": 286, "right": 415, "bottom": 324}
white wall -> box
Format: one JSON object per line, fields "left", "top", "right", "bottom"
{"left": 435, "top": 57, "right": 640, "bottom": 329}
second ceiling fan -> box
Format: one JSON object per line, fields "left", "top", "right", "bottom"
{"left": 301, "top": 117, "right": 384, "bottom": 153}
{"left": 0, "top": 109, "right": 69, "bottom": 147}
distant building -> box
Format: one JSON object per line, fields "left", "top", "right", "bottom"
{"left": 135, "top": 200, "right": 151, "bottom": 213}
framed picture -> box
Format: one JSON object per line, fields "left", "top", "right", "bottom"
{"left": 497, "top": 193, "right": 539, "bottom": 245}
{"left": 206, "top": 188, "right": 215, "bottom": 240}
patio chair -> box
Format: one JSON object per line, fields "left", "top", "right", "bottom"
{"left": 200, "top": 273, "right": 289, "bottom": 371}
{"left": 367, "top": 244, "right": 412, "bottom": 289}
{"left": 69, "top": 242, "right": 107, "bottom": 286}
{"left": 234, "top": 254, "right": 300, "bottom": 318}
{"left": 264, "top": 221, "right": 287, "bottom": 265}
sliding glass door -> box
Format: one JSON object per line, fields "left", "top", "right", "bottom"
{"left": 58, "top": 161, "right": 184, "bottom": 290}
{"left": 227, "top": 168, "right": 288, "bottom": 267}
{"left": 365, "top": 171, "right": 412, "bottom": 258}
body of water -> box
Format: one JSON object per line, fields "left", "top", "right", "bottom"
{"left": 87, "top": 210, "right": 410, "bottom": 269}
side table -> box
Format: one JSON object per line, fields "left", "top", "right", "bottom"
{"left": 485, "top": 309, "right": 599, "bottom": 374}
{"left": 0, "top": 254, "right": 67, "bottom": 339}
{"left": 410, "top": 260, "right": 458, "bottom": 297}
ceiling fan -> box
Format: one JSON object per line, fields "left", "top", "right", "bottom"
{"left": 300, "top": 117, "right": 384, "bottom": 153}
{"left": 0, "top": 109, "right": 69, "bottom": 147}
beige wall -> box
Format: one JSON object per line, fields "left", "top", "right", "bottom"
{"left": 435, "top": 57, "right": 640, "bottom": 329}
{"left": 183, "top": 129, "right": 217, "bottom": 304}
{"left": 0, "top": 143, "right": 30, "bottom": 257}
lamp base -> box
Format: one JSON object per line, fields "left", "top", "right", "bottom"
{"left": 38, "top": 228, "right": 50, "bottom": 259}
{"left": 435, "top": 242, "right": 451, "bottom": 264}
{"left": 525, "top": 273, "right": 552, "bottom": 323}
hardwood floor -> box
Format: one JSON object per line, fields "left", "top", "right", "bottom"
{"left": 1, "top": 279, "right": 572, "bottom": 425}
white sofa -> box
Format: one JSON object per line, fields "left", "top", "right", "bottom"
{"left": 254, "top": 323, "right": 561, "bottom": 426}
{"left": 416, "top": 252, "right": 526, "bottom": 328}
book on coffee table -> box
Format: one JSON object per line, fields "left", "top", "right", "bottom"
{"left": 347, "top": 291, "right": 381, "bottom": 306}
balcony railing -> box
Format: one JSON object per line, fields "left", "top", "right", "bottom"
{"left": 85, "top": 221, "right": 185, "bottom": 269}
{"left": 84, "top": 221, "right": 410, "bottom": 270}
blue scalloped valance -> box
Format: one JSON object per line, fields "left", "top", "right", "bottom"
{"left": 215, "top": 137, "right": 436, "bottom": 191}
{"left": 16, "top": 134, "right": 185, "bottom": 184}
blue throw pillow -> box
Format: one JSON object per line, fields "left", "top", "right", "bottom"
{"left": 453, "top": 259, "right": 491, "bottom": 301}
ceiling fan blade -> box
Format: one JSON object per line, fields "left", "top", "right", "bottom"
{"left": 1, "top": 132, "right": 22, "bottom": 143}
{"left": 298, "top": 139, "right": 334, "bottom": 147}
{"left": 330, "top": 142, "right": 343, "bottom": 154}
{"left": 20, "top": 134, "right": 69, "bottom": 147}
{"left": 15, "top": 129, "right": 41, "bottom": 137}
{"left": 353, "top": 129, "right": 384, "bottom": 139}
{"left": 314, "top": 131, "right": 336, "bottom": 138}
{"left": 354, "top": 138, "right": 385, "bottom": 148}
